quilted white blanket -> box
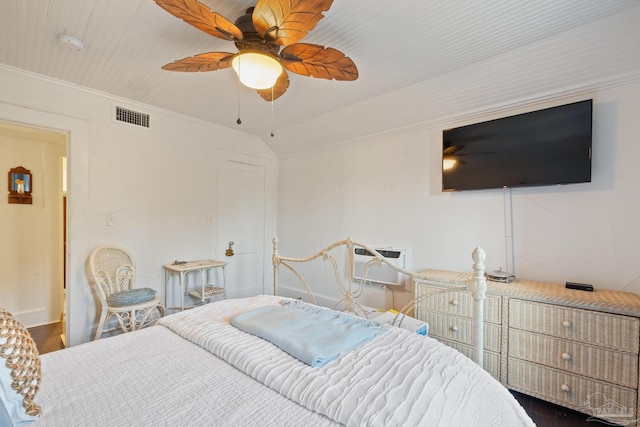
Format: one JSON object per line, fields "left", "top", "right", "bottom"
{"left": 35, "top": 317, "right": 338, "bottom": 426}
{"left": 159, "top": 295, "right": 535, "bottom": 427}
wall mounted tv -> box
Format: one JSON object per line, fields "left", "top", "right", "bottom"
{"left": 442, "top": 99, "right": 592, "bottom": 192}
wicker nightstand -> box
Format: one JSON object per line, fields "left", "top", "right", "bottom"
{"left": 163, "top": 260, "right": 227, "bottom": 311}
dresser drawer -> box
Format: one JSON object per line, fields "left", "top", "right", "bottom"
{"left": 416, "top": 284, "right": 501, "bottom": 324}
{"left": 509, "top": 299, "right": 640, "bottom": 353}
{"left": 419, "top": 311, "right": 501, "bottom": 352}
{"left": 509, "top": 329, "right": 638, "bottom": 388}
{"left": 508, "top": 358, "right": 637, "bottom": 424}
{"left": 438, "top": 338, "right": 500, "bottom": 380}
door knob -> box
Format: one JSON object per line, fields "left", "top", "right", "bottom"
{"left": 225, "top": 241, "right": 234, "bottom": 257}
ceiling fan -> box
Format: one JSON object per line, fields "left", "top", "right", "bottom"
{"left": 155, "top": 0, "right": 359, "bottom": 101}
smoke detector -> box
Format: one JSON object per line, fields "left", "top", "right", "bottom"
{"left": 57, "top": 34, "right": 84, "bottom": 51}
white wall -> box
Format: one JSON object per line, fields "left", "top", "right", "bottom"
{"left": 0, "top": 65, "right": 277, "bottom": 345}
{"left": 277, "top": 80, "right": 640, "bottom": 310}
{"left": 275, "top": 4, "right": 640, "bottom": 310}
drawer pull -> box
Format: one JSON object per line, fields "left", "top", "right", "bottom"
{"left": 451, "top": 300, "right": 459, "bottom": 306}
{"left": 561, "top": 384, "right": 571, "bottom": 393}
{"left": 450, "top": 326, "right": 459, "bottom": 332}
{"left": 562, "top": 320, "right": 572, "bottom": 328}
{"left": 561, "top": 352, "right": 572, "bottom": 361}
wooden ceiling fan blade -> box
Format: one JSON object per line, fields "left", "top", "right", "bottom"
{"left": 252, "top": 0, "right": 334, "bottom": 46}
{"left": 257, "top": 71, "right": 290, "bottom": 101}
{"left": 161, "top": 52, "right": 236, "bottom": 72}
{"left": 155, "top": 0, "right": 243, "bottom": 41}
{"left": 281, "top": 43, "right": 358, "bottom": 81}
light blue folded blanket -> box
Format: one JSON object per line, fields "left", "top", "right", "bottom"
{"left": 230, "top": 300, "right": 387, "bottom": 367}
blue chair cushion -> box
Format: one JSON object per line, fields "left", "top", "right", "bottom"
{"left": 107, "top": 288, "right": 157, "bottom": 307}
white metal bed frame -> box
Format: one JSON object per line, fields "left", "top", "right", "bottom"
{"left": 272, "top": 237, "right": 487, "bottom": 366}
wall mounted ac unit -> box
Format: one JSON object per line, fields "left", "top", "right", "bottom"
{"left": 352, "top": 247, "right": 410, "bottom": 291}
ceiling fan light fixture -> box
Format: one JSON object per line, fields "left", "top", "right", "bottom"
{"left": 231, "top": 52, "right": 282, "bottom": 90}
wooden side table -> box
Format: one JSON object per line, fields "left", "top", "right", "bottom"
{"left": 163, "top": 260, "right": 227, "bottom": 311}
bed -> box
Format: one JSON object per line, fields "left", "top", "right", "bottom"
{"left": 1, "top": 238, "right": 535, "bottom": 426}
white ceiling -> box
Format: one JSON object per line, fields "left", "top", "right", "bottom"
{"left": 1, "top": 0, "right": 639, "bottom": 154}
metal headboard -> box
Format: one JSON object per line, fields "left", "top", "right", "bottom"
{"left": 272, "top": 237, "right": 487, "bottom": 366}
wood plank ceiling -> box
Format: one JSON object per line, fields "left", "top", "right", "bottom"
{"left": 1, "top": 0, "right": 639, "bottom": 154}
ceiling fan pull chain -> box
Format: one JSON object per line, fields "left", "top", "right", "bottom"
{"left": 236, "top": 70, "right": 242, "bottom": 125}
{"left": 270, "top": 87, "right": 275, "bottom": 137}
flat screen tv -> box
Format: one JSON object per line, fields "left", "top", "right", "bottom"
{"left": 442, "top": 99, "right": 592, "bottom": 191}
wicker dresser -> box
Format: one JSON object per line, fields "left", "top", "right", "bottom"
{"left": 414, "top": 271, "right": 502, "bottom": 379}
{"left": 415, "top": 270, "right": 640, "bottom": 425}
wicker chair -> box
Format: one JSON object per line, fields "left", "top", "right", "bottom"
{"left": 89, "top": 246, "right": 165, "bottom": 340}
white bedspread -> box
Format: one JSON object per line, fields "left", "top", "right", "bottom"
{"left": 159, "top": 295, "right": 535, "bottom": 427}
{"left": 35, "top": 320, "right": 338, "bottom": 426}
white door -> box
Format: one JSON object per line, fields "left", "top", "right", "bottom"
{"left": 219, "top": 154, "right": 266, "bottom": 298}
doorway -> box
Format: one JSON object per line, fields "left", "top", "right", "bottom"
{"left": 0, "top": 121, "right": 67, "bottom": 328}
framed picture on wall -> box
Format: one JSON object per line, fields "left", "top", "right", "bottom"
{"left": 8, "top": 165, "right": 32, "bottom": 204}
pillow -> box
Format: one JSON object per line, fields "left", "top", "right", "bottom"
{"left": 0, "top": 308, "right": 41, "bottom": 426}
{"left": 106, "top": 288, "right": 157, "bottom": 307}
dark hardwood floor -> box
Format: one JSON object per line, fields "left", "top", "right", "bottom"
{"left": 510, "top": 390, "right": 621, "bottom": 426}
{"left": 27, "top": 323, "right": 619, "bottom": 426}
{"left": 28, "top": 321, "right": 65, "bottom": 355}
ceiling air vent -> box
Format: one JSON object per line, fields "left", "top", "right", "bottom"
{"left": 115, "top": 106, "right": 150, "bottom": 128}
